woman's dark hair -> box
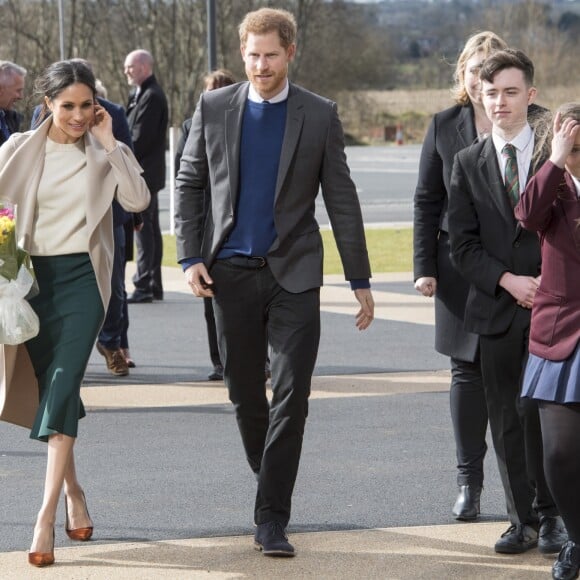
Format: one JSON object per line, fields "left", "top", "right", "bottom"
{"left": 33, "top": 60, "right": 97, "bottom": 128}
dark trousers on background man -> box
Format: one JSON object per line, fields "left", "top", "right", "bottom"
{"left": 96, "top": 223, "right": 132, "bottom": 376}
{"left": 211, "top": 259, "right": 320, "bottom": 525}
{"left": 131, "top": 192, "right": 163, "bottom": 301}
{"left": 204, "top": 297, "right": 222, "bottom": 370}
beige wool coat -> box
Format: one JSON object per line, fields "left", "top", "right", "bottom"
{"left": 0, "top": 118, "right": 150, "bottom": 429}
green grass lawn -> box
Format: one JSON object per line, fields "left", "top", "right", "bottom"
{"left": 161, "top": 227, "right": 412, "bottom": 274}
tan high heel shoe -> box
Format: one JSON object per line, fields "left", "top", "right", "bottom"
{"left": 28, "top": 528, "right": 55, "bottom": 567}
{"left": 65, "top": 492, "right": 93, "bottom": 541}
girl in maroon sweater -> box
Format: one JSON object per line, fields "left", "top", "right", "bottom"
{"left": 516, "top": 103, "right": 580, "bottom": 580}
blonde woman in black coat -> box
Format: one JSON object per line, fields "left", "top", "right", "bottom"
{"left": 413, "top": 31, "right": 507, "bottom": 520}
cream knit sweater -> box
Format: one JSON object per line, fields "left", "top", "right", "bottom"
{"left": 30, "top": 138, "right": 89, "bottom": 256}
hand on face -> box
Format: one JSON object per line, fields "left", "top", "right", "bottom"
{"left": 549, "top": 111, "right": 580, "bottom": 170}
{"left": 89, "top": 104, "right": 117, "bottom": 152}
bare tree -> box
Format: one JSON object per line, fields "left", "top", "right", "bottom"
{"left": 1, "top": 0, "right": 578, "bottom": 140}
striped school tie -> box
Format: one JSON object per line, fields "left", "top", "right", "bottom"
{"left": 502, "top": 143, "right": 520, "bottom": 207}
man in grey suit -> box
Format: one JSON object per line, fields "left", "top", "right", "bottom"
{"left": 175, "top": 7, "right": 374, "bottom": 557}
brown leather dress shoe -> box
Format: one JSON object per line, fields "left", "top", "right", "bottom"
{"left": 121, "top": 348, "right": 136, "bottom": 368}
{"left": 97, "top": 343, "right": 129, "bottom": 376}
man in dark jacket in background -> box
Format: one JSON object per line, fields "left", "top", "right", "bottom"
{"left": 0, "top": 61, "right": 26, "bottom": 146}
{"left": 124, "top": 49, "right": 168, "bottom": 303}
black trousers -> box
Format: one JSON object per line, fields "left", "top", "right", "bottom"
{"left": 203, "top": 297, "right": 221, "bottom": 368}
{"left": 479, "top": 307, "right": 556, "bottom": 525}
{"left": 449, "top": 355, "right": 488, "bottom": 487}
{"left": 211, "top": 260, "right": 320, "bottom": 526}
{"left": 133, "top": 191, "right": 163, "bottom": 295}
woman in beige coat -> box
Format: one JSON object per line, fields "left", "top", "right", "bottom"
{"left": 0, "top": 60, "right": 149, "bottom": 566}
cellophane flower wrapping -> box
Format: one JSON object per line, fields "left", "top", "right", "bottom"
{"left": 0, "top": 201, "right": 39, "bottom": 345}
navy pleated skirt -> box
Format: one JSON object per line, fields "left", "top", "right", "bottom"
{"left": 521, "top": 341, "right": 580, "bottom": 404}
{"left": 25, "top": 254, "right": 104, "bottom": 442}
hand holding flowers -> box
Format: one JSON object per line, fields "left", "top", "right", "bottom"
{"left": 0, "top": 201, "right": 39, "bottom": 345}
{"left": 0, "top": 204, "right": 18, "bottom": 281}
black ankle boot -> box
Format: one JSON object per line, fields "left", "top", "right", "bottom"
{"left": 553, "top": 541, "right": 580, "bottom": 580}
{"left": 452, "top": 485, "right": 482, "bottom": 521}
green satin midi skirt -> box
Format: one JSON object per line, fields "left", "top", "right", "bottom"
{"left": 25, "top": 253, "right": 104, "bottom": 442}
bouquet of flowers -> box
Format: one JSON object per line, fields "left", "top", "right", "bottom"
{"left": 0, "top": 201, "right": 39, "bottom": 345}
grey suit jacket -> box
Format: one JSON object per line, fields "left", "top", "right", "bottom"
{"left": 175, "top": 82, "right": 371, "bottom": 294}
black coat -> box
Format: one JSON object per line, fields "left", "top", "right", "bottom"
{"left": 126, "top": 74, "right": 168, "bottom": 193}
{"left": 413, "top": 104, "right": 479, "bottom": 360}
{"left": 0, "top": 109, "right": 22, "bottom": 147}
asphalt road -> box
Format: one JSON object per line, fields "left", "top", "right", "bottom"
{"left": 162, "top": 144, "right": 421, "bottom": 232}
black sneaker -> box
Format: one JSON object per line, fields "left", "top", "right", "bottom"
{"left": 254, "top": 521, "right": 295, "bottom": 557}
{"left": 494, "top": 523, "right": 538, "bottom": 554}
{"left": 539, "top": 516, "right": 568, "bottom": 554}
{"left": 552, "top": 541, "right": 580, "bottom": 580}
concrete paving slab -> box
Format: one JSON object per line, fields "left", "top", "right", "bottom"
{"left": 131, "top": 266, "right": 433, "bottom": 326}
{"left": 0, "top": 523, "right": 554, "bottom": 579}
{"left": 81, "top": 370, "right": 452, "bottom": 409}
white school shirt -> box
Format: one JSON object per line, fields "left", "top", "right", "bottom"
{"left": 491, "top": 124, "right": 535, "bottom": 195}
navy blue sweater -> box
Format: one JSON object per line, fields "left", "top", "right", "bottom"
{"left": 217, "top": 100, "right": 287, "bottom": 259}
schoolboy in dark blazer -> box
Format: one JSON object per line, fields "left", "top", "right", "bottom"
{"left": 448, "top": 49, "right": 566, "bottom": 555}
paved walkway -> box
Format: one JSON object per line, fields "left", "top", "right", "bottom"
{"left": 0, "top": 267, "right": 556, "bottom": 578}
{"left": 0, "top": 522, "right": 555, "bottom": 579}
